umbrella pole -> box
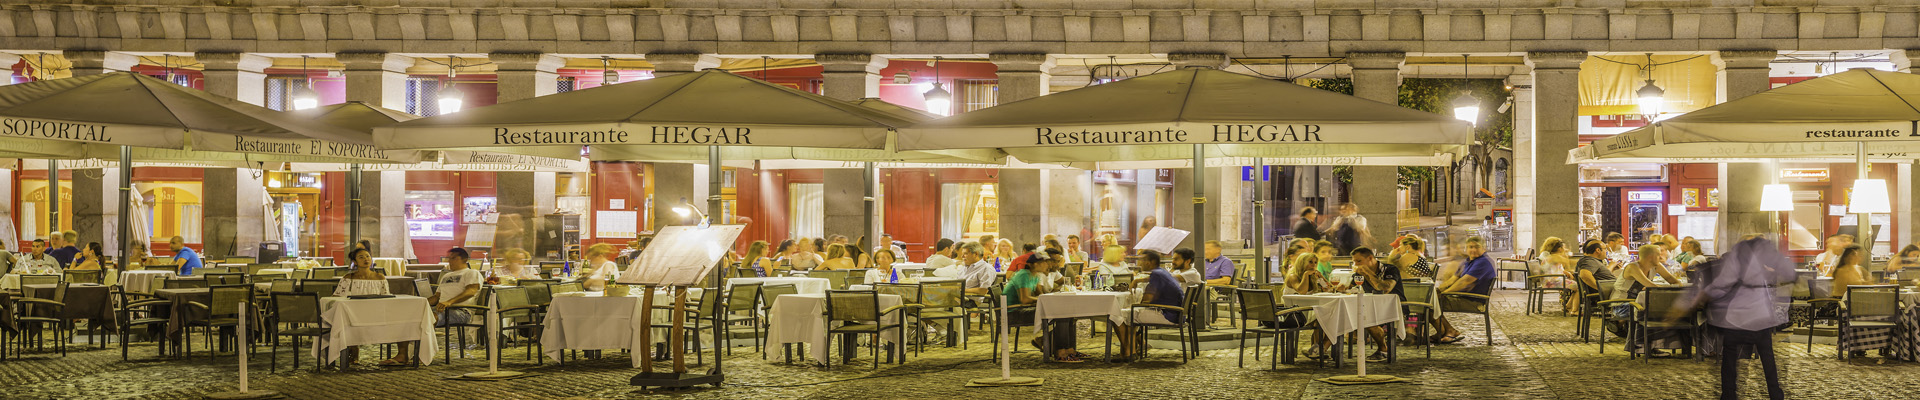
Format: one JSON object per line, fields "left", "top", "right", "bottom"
{"left": 1193, "top": 144, "right": 1206, "bottom": 252}
{"left": 1254, "top": 158, "right": 1266, "bottom": 284}
{"left": 48, "top": 159, "right": 58, "bottom": 232}
{"left": 709, "top": 147, "right": 723, "bottom": 227}
{"left": 864, "top": 161, "right": 876, "bottom": 251}
{"left": 117, "top": 147, "right": 131, "bottom": 268}
{"left": 1856, "top": 143, "right": 1871, "bottom": 245}
{"left": 348, "top": 164, "right": 362, "bottom": 252}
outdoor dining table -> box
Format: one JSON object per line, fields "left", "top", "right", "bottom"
{"left": 121, "top": 270, "right": 177, "bottom": 293}
{"left": 538, "top": 288, "right": 707, "bottom": 366}
{"left": 313, "top": 295, "right": 436, "bottom": 366}
{"left": 1032, "top": 290, "right": 1138, "bottom": 361}
{"left": 729, "top": 277, "right": 830, "bottom": 295}
{"left": 153, "top": 288, "right": 211, "bottom": 338}
{"left": 1284, "top": 293, "right": 1404, "bottom": 370}
{"left": 765, "top": 292, "right": 905, "bottom": 363}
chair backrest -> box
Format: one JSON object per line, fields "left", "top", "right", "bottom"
{"left": 760, "top": 284, "right": 799, "bottom": 310}
{"left": 874, "top": 283, "right": 921, "bottom": 306}
{"left": 205, "top": 272, "right": 247, "bottom": 286}
{"left": 1235, "top": 288, "right": 1279, "bottom": 323}
{"left": 922, "top": 280, "right": 964, "bottom": 309}
{"left": 1792, "top": 270, "right": 1815, "bottom": 299}
{"left": 244, "top": 263, "right": 273, "bottom": 275}
{"left": 1181, "top": 284, "right": 1205, "bottom": 327}
{"left": 1642, "top": 287, "right": 1689, "bottom": 321}
{"left": 825, "top": 290, "right": 882, "bottom": 323}
{"left": 1870, "top": 270, "right": 1888, "bottom": 284}
{"left": 209, "top": 285, "right": 252, "bottom": 318}
{"left": 550, "top": 282, "right": 584, "bottom": 294}
{"left": 269, "top": 278, "right": 297, "bottom": 293}
{"left": 810, "top": 270, "right": 848, "bottom": 290}
{"left": 1403, "top": 282, "right": 1435, "bottom": 308}
{"left": 1899, "top": 268, "right": 1920, "bottom": 283}
{"left": 695, "top": 287, "right": 724, "bottom": 317}
{"left": 20, "top": 274, "right": 61, "bottom": 286}
{"left": 272, "top": 291, "right": 324, "bottom": 325}
{"left": 1846, "top": 285, "right": 1901, "bottom": 319}
{"left": 62, "top": 269, "right": 101, "bottom": 284}
{"left": 300, "top": 279, "right": 339, "bottom": 296}
{"left": 846, "top": 269, "right": 870, "bottom": 285}
{"left": 492, "top": 286, "right": 532, "bottom": 318}
{"left": 735, "top": 267, "right": 758, "bottom": 279}
{"left": 413, "top": 278, "right": 432, "bottom": 298}
{"left": 522, "top": 282, "right": 553, "bottom": 306}
{"left": 727, "top": 283, "right": 762, "bottom": 312}
{"left": 517, "top": 279, "right": 560, "bottom": 287}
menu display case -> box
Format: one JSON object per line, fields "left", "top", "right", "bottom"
{"left": 405, "top": 190, "right": 456, "bottom": 239}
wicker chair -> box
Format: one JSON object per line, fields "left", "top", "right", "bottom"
{"left": 1234, "top": 288, "right": 1314, "bottom": 369}
{"left": 268, "top": 291, "right": 331, "bottom": 372}
{"left": 823, "top": 290, "right": 909, "bottom": 370}
{"left": 113, "top": 287, "right": 171, "bottom": 360}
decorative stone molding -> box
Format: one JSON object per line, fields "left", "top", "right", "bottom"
{"left": 1524, "top": 51, "right": 1590, "bottom": 70}
{"left": 488, "top": 51, "right": 564, "bottom": 72}
{"left": 1167, "top": 52, "right": 1227, "bottom": 69}
{"left": 644, "top": 52, "right": 721, "bottom": 75}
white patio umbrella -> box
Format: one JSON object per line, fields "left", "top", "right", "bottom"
{"left": 900, "top": 67, "right": 1471, "bottom": 281}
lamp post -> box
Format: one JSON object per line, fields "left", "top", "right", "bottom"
{"left": 923, "top": 57, "right": 952, "bottom": 116}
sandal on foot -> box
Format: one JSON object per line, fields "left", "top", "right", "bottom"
{"left": 1434, "top": 336, "right": 1465, "bottom": 344}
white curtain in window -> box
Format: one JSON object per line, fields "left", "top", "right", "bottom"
{"left": 941, "top": 183, "right": 985, "bottom": 241}
{"left": 789, "top": 183, "right": 824, "bottom": 239}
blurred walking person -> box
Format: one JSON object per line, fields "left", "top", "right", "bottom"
{"left": 1677, "top": 237, "right": 1794, "bottom": 400}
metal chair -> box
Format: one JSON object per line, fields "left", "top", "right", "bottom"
{"left": 413, "top": 279, "right": 433, "bottom": 299}
{"left": 825, "top": 289, "right": 908, "bottom": 370}
{"left": 1234, "top": 288, "right": 1314, "bottom": 369}
{"left": 1128, "top": 284, "right": 1199, "bottom": 363}
{"left": 1898, "top": 268, "right": 1920, "bottom": 283}
{"left": 1438, "top": 290, "right": 1496, "bottom": 346}
{"left": 873, "top": 283, "right": 924, "bottom": 355}
{"left": 1635, "top": 287, "right": 1700, "bottom": 362}
{"left": 184, "top": 285, "right": 252, "bottom": 360}
{"left": 19, "top": 274, "right": 61, "bottom": 287}
{"left": 1525, "top": 274, "right": 1572, "bottom": 315}
{"left": 549, "top": 282, "right": 584, "bottom": 294}
{"left": 204, "top": 272, "right": 247, "bottom": 286}
{"left": 13, "top": 281, "right": 69, "bottom": 356}
{"left": 650, "top": 288, "right": 725, "bottom": 365}
{"left": 1497, "top": 248, "right": 1537, "bottom": 289}
{"left": 113, "top": 287, "right": 170, "bottom": 360}
{"left": 1829, "top": 284, "right": 1901, "bottom": 360}
{"left": 984, "top": 284, "right": 1034, "bottom": 361}
{"left": 268, "top": 291, "right": 331, "bottom": 372}
{"left": 487, "top": 287, "right": 545, "bottom": 364}
{"left": 441, "top": 289, "right": 494, "bottom": 364}
{"left": 917, "top": 280, "right": 969, "bottom": 349}
{"left": 62, "top": 270, "right": 102, "bottom": 285}
{"left": 723, "top": 283, "right": 765, "bottom": 353}
{"left": 299, "top": 279, "right": 339, "bottom": 297}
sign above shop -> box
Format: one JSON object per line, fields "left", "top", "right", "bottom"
{"left": 1780, "top": 168, "right": 1830, "bottom": 181}
{"left": 1627, "top": 190, "right": 1664, "bottom": 202}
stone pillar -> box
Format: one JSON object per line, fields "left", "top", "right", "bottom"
{"left": 1044, "top": 169, "right": 1092, "bottom": 240}
{"left": 62, "top": 50, "right": 136, "bottom": 76}
{"left": 203, "top": 169, "right": 239, "bottom": 258}
{"left": 989, "top": 53, "right": 1055, "bottom": 103}
{"left": 72, "top": 168, "right": 104, "bottom": 252}
{"left": 651, "top": 163, "right": 697, "bottom": 230}
{"left": 1172, "top": 168, "right": 1197, "bottom": 249}
{"left": 1348, "top": 52, "right": 1406, "bottom": 250}
{"left": 823, "top": 168, "right": 867, "bottom": 242}
{"left": 645, "top": 53, "right": 720, "bottom": 77}
{"left": 992, "top": 53, "right": 1054, "bottom": 247}
{"left": 1508, "top": 74, "right": 1538, "bottom": 249}
{"left": 490, "top": 52, "right": 564, "bottom": 103}
{"left": 336, "top": 52, "right": 411, "bottom": 111}
{"left": 379, "top": 171, "right": 408, "bottom": 258}
{"left": 1527, "top": 51, "right": 1589, "bottom": 244}
{"left": 493, "top": 171, "right": 538, "bottom": 256}
{"left": 194, "top": 52, "right": 271, "bottom": 106}
{"left": 1715, "top": 50, "right": 1780, "bottom": 250}
{"left": 815, "top": 53, "right": 886, "bottom": 101}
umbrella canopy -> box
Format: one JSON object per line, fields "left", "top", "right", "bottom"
{"left": 0, "top": 72, "right": 421, "bottom": 163}
{"left": 1579, "top": 69, "right": 1920, "bottom": 163}
{"left": 376, "top": 69, "right": 1004, "bottom": 164}
{"left": 291, "top": 102, "right": 584, "bottom": 172}
{"left": 899, "top": 67, "right": 1471, "bottom": 163}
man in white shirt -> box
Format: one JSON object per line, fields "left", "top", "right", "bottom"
{"left": 874, "top": 233, "right": 908, "bottom": 262}
{"left": 390, "top": 247, "right": 482, "bottom": 365}
{"left": 925, "top": 238, "right": 958, "bottom": 272}
{"left": 958, "top": 242, "right": 996, "bottom": 295}
{"left": 15, "top": 239, "right": 60, "bottom": 274}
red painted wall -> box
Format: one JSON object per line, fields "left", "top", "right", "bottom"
{"left": 404, "top": 171, "right": 498, "bottom": 263}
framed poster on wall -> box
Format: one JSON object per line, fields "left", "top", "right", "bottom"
{"left": 405, "top": 191, "right": 456, "bottom": 239}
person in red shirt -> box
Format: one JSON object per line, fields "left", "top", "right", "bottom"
{"left": 1006, "top": 243, "right": 1039, "bottom": 274}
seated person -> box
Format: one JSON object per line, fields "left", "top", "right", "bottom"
{"left": 1006, "top": 248, "right": 1086, "bottom": 362}
{"left": 1115, "top": 250, "right": 1183, "bottom": 361}
{"left": 1433, "top": 237, "right": 1497, "bottom": 345}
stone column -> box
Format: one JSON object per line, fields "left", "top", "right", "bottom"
{"left": 62, "top": 50, "right": 136, "bottom": 76}
{"left": 1715, "top": 50, "right": 1780, "bottom": 250}
{"left": 991, "top": 53, "right": 1055, "bottom": 247}
{"left": 336, "top": 52, "right": 411, "bottom": 111}
{"left": 651, "top": 163, "right": 697, "bottom": 230}
{"left": 645, "top": 53, "right": 720, "bottom": 77}
{"left": 1348, "top": 52, "right": 1406, "bottom": 250}
{"left": 490, "top": 52, "right": 564, "bottom": 103}
{"left": 815, "top": 53, "right": 886, "bottom": 101}
{"left": 1527, "top": 51, "right": 1589, "bottom": 244}
{"left": 1508, "top": 73, "right": 1538, "bottom": 249}
{"left": 1172, "top": 168, "right": 1198, "bottom": 249}
{"left": 203, "top": 169, "right": 239, "bottom": 258}
{"left": 379, "top": 171, "right": 408, "bottom": 258}
{"left": 1044, "top": 169, "right": 1093, "bottom": 240}
{"left": 194, "top": 52, "right": 271, "bottom": 106}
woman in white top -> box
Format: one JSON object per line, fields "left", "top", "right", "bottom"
{"left": 581, "top": 243, "right": 621, "bottom": 291}
{"left": 490, "top": 248, "right": 542, "bottom": 283}
{"left": 1082, "top": 245, "right": 1133, "bottom": 276}
{"left": 865, "top": 250, "right": 901, "bottom": 284}
{"left": 334, "top": 249, "right": 393, "bottom": 297}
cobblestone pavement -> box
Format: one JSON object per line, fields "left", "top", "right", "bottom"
{"left": 6, "top": 290, "right": 1920, "bottom": 399}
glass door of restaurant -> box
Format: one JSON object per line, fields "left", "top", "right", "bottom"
{"left": 1622, "top": 188, "right": 1667, "bottom": 248}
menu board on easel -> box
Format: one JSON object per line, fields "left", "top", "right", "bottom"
{"left": 464, "top": 224, "right": 497, "bottom": 249}
{"left": 1134, "top": 226, "right": 1191, "bottom": 255}
{"left": 616, "top": 224, "right": 744, "bottom": 287}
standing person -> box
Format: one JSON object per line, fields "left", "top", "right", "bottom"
{"left": 1676, "top": 237, "right": 1792, "bottom": 400}
{"left": 48, "top": 230, "right": 80, "bottom": 267}
{"left": 1201, "top": 240, "right": 1235, "bottom": 285}
{"left": 874, "top": 233, "right": 907, "bottom": 262}
{"left": 1433, "top": 237, "right": 1496, "bottom": 344}
{"left": 580, "top": 243, "right": 621, "bottom": 291}
{"left": 1293, "top": 207, "right": 1324, "bottom": 242}
{"left": 387, "top": 247, "right": 482, "bottom": 366}
{"left": 1323, "top": 203, "right": 1370, "bottom": 255}
{"left": 168, "top": 236, "right": 203, "bottom": 276}
{"left": 925, "top": 239, "right": 957, "bottom": 271}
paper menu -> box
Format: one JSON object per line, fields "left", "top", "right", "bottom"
{"left": 1133, "top": 226, "right": 1191, "bottom": 254}
{"left": 617, "top": 224, "right": 744, "bottom": 286}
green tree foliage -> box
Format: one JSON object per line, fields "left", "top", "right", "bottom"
{"left": 1303, "top": 77, "right": 1513, "bottom": 189}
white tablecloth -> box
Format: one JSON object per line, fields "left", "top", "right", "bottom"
{"left": 1034, "top": 291, "right": 1134, "bottom": 329}
{"left": 1283, "top": 293, "right": 1405, "bottom": 340}
{"left": 315, "top": 295, "right": 436, "bottom": 365}
{"left": 120, "top": 270, "right": 176, "bottom": 293}
{"left": 539, "top": 289, "right": 706, "bottom": 367}
{"left": 730, "top": 277, "right": 831, "bottom": 295}
{"left": 766, "top": 293, "right": 904, "bottom": 363}
{"left": 374, "top": 258, "right": 408, "bottom": 277}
